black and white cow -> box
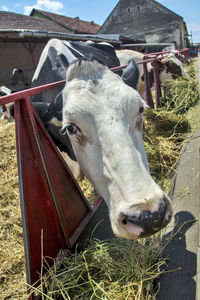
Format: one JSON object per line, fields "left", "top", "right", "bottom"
{"left": 29, "top": 39, "right": 139, "bottom": 180}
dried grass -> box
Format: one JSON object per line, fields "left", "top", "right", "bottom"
{"left": 143, "top": 109, "right": 190, "bottom": 192}
{"left": 0, "top": 120, "right": 27, "bottom": 299}
{"left": 30, "top": 235, "right": 166, "bottom": 300}
{"left": 159, "top": 60, "right": 199, "bottom": 114}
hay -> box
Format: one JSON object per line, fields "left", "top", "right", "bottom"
{"left": 0, "top": 120, "right": 27, "bottom": 299}
{"left": 30, "top": 236, "right": 166, "bottom": 300}
{"left": 143, "top": 109, "right": 190, "bottom": 192}
{"left": 78, "top": 177, "right": 98, "bottom": 207}
{"left": 159, "top": 61, "right": 199, "bottom": 114}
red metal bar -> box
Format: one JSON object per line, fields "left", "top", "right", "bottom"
{"left": 145, "top": 48, "right": 190, "bottom": 58}
{"left": 110, "top": 64, "right": 127, "bottom": 72}
{"left": 110, "top": 58, "right": 156, "bottom": 73}
{"left": 0, "top": 80, "right": 66, "bottom": 106}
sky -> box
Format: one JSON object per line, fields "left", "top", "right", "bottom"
{"left": 0, "top": 0, "right": 200, "bottom": 43}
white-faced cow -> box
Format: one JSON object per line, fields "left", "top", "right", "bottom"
{"left": 29, "top": 39, "right": 139, "bottom": 181}
{"left": 116, "top": 49, "right": 189, "bottom": 99}
{"left": 60, "top": 59, "right": 172, "bottom": 240}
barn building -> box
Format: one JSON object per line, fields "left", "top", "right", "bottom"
{"left": 98, "top": 0, "right": 190, "bottom": 52}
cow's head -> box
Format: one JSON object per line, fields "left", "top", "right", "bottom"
{"left": 157, "top": 53, "right": 190, "bottom": 83}
{"left": 11, "top": 68, "right": 23, "bottom": 86}
{"left": 61, "top": 60, "right": 172, "bottom": 240}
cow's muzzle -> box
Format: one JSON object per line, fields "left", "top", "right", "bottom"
{"left": 120, "top": 197, "right": 172, "bottom": 238}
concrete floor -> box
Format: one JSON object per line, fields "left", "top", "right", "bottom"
{"left": 157, "top": 129, "right": 200, "bottom": 300}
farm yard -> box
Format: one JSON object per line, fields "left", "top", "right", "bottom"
{"left": 0, "top": 57, "right": 199, "bottom": 299}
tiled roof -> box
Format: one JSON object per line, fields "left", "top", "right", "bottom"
{"left": 0, "top": 11, "right": 71, "bottom": 33}
{"left": 31, "top": 9, "right": 100, "bottom": 34}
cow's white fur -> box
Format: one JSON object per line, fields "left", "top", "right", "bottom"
{"left": 62, "top": 60, "right": 172, "bottom": 240}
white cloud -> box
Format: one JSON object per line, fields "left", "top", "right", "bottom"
{"left": 24, "top": 0, "right": 64, "bottom": 15}
{"left": 187, "top": 22, "right": 200, "bottom": 43}
{"left": 2, "top": 5, "right": 9, "bottom": 11}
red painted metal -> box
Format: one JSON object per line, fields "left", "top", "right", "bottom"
{"left": 110, "top": 64, "right": 127, "bottom": 72}
{"left": 145, "top": 48, "right": 190, "bottom": 57}
{"left": 15, "top": 97, "right": 92, "bottom": 284}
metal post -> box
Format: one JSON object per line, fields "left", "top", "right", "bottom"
{"left": 152, "top": 59, "right": 161, "bottom": 109}
{"left": 143, "top": 62, "right": 154, "bottom": 108}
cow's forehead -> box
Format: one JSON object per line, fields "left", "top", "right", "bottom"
{"left": 62, "top": 74, "right": 142, "bottom": 119}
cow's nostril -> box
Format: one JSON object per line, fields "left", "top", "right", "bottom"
{"left": 121, "top": 218, "right": 127, "bottom": 225}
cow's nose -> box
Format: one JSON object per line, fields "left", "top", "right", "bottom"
{"left": 122, "top": 199, "right": 169, "bottom": 237}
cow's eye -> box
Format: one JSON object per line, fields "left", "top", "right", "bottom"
{"left": 60, "top": 123, "right": 81, "bottom": 136}
{"left": 139, "top": 106, "right": 144, "bottom": 114}
{"left": 67, "top": 124, "right": 77, "bottom": 135}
